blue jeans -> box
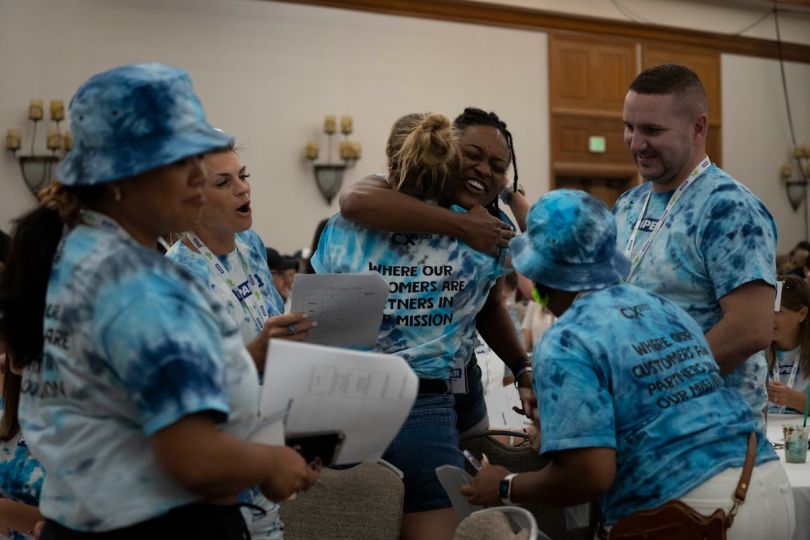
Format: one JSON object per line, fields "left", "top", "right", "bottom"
{"left": 382, "top": 392, "right": 463, "bottom": 513}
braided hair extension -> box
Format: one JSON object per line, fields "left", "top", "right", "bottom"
{"left": 453, "top": 107, "right": 518, "bottom": 217}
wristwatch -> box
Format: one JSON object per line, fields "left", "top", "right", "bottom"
{"left": 498, "top": 473, "right": 519, "bottom": 505}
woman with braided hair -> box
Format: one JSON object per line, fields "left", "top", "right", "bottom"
{"left": 314, "top": 110, "right": 529, "bottom": 539}
{"left": 339, "top": 107, "right": 534, "bottom": 437}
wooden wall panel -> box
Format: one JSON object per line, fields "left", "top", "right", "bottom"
{"left": 272, "top": 0, "right": 810, "bottom": 64}
{"left": 642, "top": 45, "right": 722, "bottom": 165}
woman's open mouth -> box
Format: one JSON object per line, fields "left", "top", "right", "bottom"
{"left": 464, "top": 178, "right": 488, "bottom": 194}
{"left": 236, "top": 202, "right": 251, "bottom": 216}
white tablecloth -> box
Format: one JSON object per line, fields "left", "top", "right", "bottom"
{"left": 767, "top": 413, "right": 810, "bottom": 540}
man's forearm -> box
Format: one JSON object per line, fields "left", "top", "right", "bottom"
{"left": 705, "top": 316, "right": 770, "bottom": 374}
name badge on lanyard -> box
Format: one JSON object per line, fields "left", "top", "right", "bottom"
{"left": 624, "top": 157, "right": 711, "bottom": 282}
{"left": 187, "top": 233, "right": 269, "bottom": 333}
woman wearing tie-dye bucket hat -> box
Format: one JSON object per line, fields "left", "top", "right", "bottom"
{"left": 0, "top": 63, "right": 317, "bottom": 539}
{"left": 461, "top": 190, "right": 793, "bottom": 540}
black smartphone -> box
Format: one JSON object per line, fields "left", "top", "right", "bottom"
{"left": 285, "top": 430, "right": 346, "bottom": 467}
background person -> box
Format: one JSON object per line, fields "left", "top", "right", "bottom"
{"left": 463, "top": 190, "right": 793, "bottom": 540}
{"left": 0, "top": 343, "right": 43, "bottom": 539}
{"left": 767, "top": 275, "right": 810, "bottom": 414}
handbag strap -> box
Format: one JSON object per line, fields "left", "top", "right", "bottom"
{"left": 726, "top": 432, "right": 757, "bottom": 527}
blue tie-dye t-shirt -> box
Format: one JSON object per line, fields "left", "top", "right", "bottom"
{"left": 166, "top": 229, "right": 284, "bottom": 539}
{"left": 613, "top": 165, "right": 777, "bottom": 431}
{"left": 0, "top": 426, "right": 44, "bottom": 540}
{"left": 311, "top": 207, "right": 507, "bottom": 379}
{"left": 534, "top": 284, "right": 776, "bottom": 525}
{"left": 19, "top": 215, "right": 261, "bottom": 532}
{"left": 167, "top": 229, "right": 285, "bottom": 343}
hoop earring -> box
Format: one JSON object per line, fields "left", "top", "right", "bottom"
{"left": 112, "top": 186, "right": 123, "bottom": 202}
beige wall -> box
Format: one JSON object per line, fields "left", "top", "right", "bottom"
{"left": 1, "top": 0, "right": 809, "bottom": 254}
{"left": 722, "top": 53, "right": 810, "bottom": 253}
{"left": 0, "top": 0, "right": 548, "bottom": 252}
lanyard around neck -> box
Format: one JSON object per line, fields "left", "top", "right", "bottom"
{"left": 187, "top": 232, "right": 269, "bottom": 333}
{"left": 623, "top": 157, "right": 711, "bottom": 281}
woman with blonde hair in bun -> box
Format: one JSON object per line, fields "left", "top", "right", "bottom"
{"left": 312, "top": 112, "right": 516, "bottom": 540}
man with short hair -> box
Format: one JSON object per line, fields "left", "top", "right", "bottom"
{"left": 613, "top": 64, "right": 777, "bottom": 431}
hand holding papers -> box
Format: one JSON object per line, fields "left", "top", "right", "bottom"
{"left": 289, "top": 272, "right": 389, "bottom": 348}
{"left": 254, "top": 340, "right": 418, "bottom": 465}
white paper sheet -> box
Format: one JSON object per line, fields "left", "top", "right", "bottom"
{"left": 257, "top": 340, "right": 418, "bottom": 465}
{"left": 485, "top": 384, "right": 533, "bottom": 430}
{"left": 289, "top": 272, "right": 389, "bottom": 348}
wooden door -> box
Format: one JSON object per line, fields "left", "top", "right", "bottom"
{"left": 549, "top": 34, "right": 639, "bottom": 207}
{"left": 642, "top": 45, "right": 722, "bottom": 166}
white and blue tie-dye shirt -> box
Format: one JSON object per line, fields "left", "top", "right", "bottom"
{"left": 613, "top": 165, "right": 777, "bottom": 431}
{"left": 311, "top": 207, "right": 507, "bottom": 379}
{"left": 167, "top": 229, "right": 285, "bottom": 343}
{"left": 535, "top": 284, "right": 776, "bottom": 525}
{"left": 0, "top": 422, "right": 44, "bottom": 540}
{"left": 166, "top": 229, "right": 284, "bottom": 539}
{"left": 19, "top": 215, "right": 261, "bottom": 532}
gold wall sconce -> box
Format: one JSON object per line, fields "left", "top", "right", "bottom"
{"left": 304, "top": 115, "right": 362, "bottom": 204}
{"left": 780, "top": 145, "right": 810, "bottom": 211}
{"left": 6, "top": 99, "right": 71, "bottom": 197}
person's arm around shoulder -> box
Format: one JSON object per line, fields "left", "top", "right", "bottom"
{"left": 339, "top": 174, "right": 513, "bottom": 255}
{"left": 706, "top": 281, "right": 774, "bottom": 373}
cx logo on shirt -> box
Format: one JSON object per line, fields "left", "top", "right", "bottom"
{"left": 390, "top": 233, "right": 431, "bottom": 246}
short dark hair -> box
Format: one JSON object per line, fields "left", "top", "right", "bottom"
{"left": 629, "top": 64, "right": 708, "bottom": 115}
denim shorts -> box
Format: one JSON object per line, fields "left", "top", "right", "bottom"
{"left": 382, "top": 392, "right": 463, "bottom": 513}
{"left": 454, "top": 354, "right": 489, "bottom": 435}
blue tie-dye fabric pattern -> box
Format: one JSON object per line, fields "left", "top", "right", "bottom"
{"left": 0, "top": 428, "right": 44, "bottom": 540}
{"left": 167, "top": 229, "right": 284, "bottom": 539}
{"left": 613, "top": 166, "right": 776, "bottom": 430}
{"left": 311, "top": 206, "right": 508, "bottom": 379}
{"left": 534, "top": 284, "right": 777, "bottom": 525}
{"left": 19, "top": 220, "right": 260, "bottom": 532}
{"left": 167, "top": 229, "right": 285, "bottom": 343}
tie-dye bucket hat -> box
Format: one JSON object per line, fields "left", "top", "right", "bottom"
{"left": 57, "top": 63, "right": 232, "bottom": 186}
{"left": 510, "top": 189, "right": 629, "bottom": 291}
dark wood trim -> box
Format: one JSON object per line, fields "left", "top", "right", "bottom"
{"left": 270, "top": 0, "right": 810, "bottom": 63}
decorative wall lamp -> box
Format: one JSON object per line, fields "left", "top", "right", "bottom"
{"left": 780, "top": 145, "right": 810, "bottom": 211}
{"left": 304, "top": 115, "right": 362, "bottom": 204}
{"left": 6, "top": 99, "right": 71, "bottom": 197}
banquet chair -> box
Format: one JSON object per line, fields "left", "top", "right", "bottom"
{"left": 454, "top": 506, "right": 549, "bottom": 540}
{"left": 279, "top": 461, "right": 404, "bottom": 540}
